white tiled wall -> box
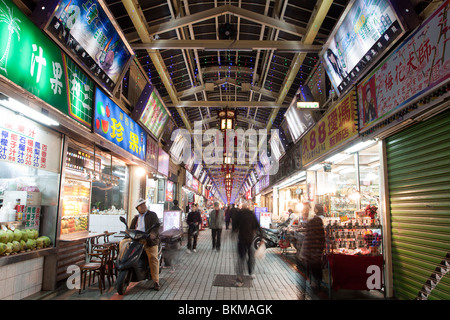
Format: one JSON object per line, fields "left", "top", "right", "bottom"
{"left": 89, "top": 214, "right": 125, "bottom": 243}
{"left": 0, "top": 257, "right": 44, "bottom": 300}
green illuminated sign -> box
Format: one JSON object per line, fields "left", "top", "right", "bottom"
{"left": 0, "top": 0, "right": 93, "bottom": 128}
{"left": 297, "top": 102, "right": 320, "bottom": 109}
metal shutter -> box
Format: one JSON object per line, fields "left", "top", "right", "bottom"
{"left": 386, "top": 109, "right": 450, "bottom": 300}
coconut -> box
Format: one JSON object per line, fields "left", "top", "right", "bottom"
{"left": 21, "top": 230, "right": 28, "bottom": 242}
{"left": 13, "top": 229, "right": 22, "bottom": 241}
{"left": 26, "top": 229, "right": 34, "bottom": 241}
{"left": 36, "top": 237, "right": 44, "bottom": 249}
{"left": 20, "top": 240, "right": 26, "bottom": 251}
{"left": 26, "top": 239, "right": 36, "bottom": 250}
{"left": 0, "top": 243, "right": 6, "bottom": 255}
{"left": 11, "top": 240, "right": 20, "bottom": 253}
{"left": 33, "top": 229, "right": 38, "bottom": 239}
{"left": 5, "top": 242, "right": 13, "bottom": 254}
{"left": 6, "top": 230, "right": 14, "bottom": 242}
{"left": 0, "top": 230, "right": 8, "bottom": 244}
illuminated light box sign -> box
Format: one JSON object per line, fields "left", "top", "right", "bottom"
{"left": 0, "top": 106, "right": 62, "bottom": 173}
{"left": 132, "top": 84, "right": 170, "bottom": 140}
{"left": 301, "top": 89, "right": 358, "bottom": 167}
{"left": 357, "top": 0, "right": 450, "bottom": 132}
{"left": 297, "top": 102, "right": 319, "bottom": 109}
{"left": 321, "top": 0, "right": 407, "bottom": 96}
{"left": 94, "top": 87, "right": 146, "bottom": 160}
{"left": 35, "top": 0, "right": 133, "bottom": 93}
{"left": 0, "top": 0, "right": 94, "bottom": 128}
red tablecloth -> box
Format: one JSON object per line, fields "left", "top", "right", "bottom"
{"left": 327, "top": 254, "right": 383, "bottom": 291}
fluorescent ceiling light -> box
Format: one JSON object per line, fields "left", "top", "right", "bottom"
{"left": 345, "top": 140, "right": 376, "bottom": 154}
{"left": 326, "top": 153, "right": 351, "bottom": 163}
{"left": 1, "top": 97, "right": 59, "bottom": 126}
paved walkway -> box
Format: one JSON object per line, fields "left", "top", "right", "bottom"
{"left": 46, "top": 227, "right": 323, "bottom": 300}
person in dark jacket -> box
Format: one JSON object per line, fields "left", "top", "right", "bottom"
{"left": 233, "top": 201, "right": 262, "bottom": 286}
{"left": 301, "top": 203, "right": 326, "bottom": 291}
{"left": 230, "top": 203, "right": 240, "bottom": 232}
{"left": 126, "top": 199, "right": 161, "bottom": 290}
{"left": 224, "top": 205, "right": 232, "bottom": 230}
{"left": 186, "top": 203, "right": 202, "bottom": 253}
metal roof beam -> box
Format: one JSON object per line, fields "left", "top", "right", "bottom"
{"left": 131, "top": 40, "right": 322, "bottom": 52}
{"left": 167, "top": 101, "right": 289, "bottom": 108}
{"left": 265, "top": 0, "right": 333, "bottom": 132}
{"left": 121, "top": 0, "right": 193, "bottom": 133}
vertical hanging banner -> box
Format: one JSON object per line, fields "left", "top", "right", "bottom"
{"left": 301, "top": 89, "right": 358, "bottom": 167}
{"left": 0, "top": 0, "right": 94, "bottom": 128}
{"left": 94, "top": 87, "right": 146, "bottom": 160}
{"left": 357, "top": 0, "right": 450, "bottom": 132}
{"left": 39, "top": 0, "right": 133, "bottom": 93}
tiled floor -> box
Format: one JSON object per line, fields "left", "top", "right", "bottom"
{"left": 46, "top": 228, "right": 323, "bottom": 300}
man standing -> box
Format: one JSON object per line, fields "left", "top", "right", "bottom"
{"left": 129, "top": 199, "right": 161, "bottom": 291}
{"left": 233, "top": 201, "right": 262, "bottom": 287}
{"left": 209, "top": 202, "right": 224, "bottom": 252}
{"left": 186, "top": 203, "right": 202, "bottom": 253}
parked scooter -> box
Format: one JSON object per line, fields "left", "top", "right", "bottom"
{"left": 253, "top": 216, "right": 292, "bottom": 249}
{"left": 115, "top": 216, "right": 161, "bottom": 295}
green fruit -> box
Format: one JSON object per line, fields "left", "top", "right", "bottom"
{"left": 33, "top": 229, "right": 38, "bottom": 239}
{"left": 13, "top": 229, "right": 22, "bottom": 241}
{"left": 36, "top": 237, "right": 44, "bottom": 249}
{"left": 21, "top": 230, "right": 28, "bottom": 242}
{"left": 6, "top": 230, "right": 14, "bottom": 242}
{"left": 20, "top": 240, "right": 26, "bottom": 251}
{"left": 11, "top": 241, "right": 20, "bottom": 253}
{"left": 0, "top": 243, "right": 6, "bottom": 255}
{"left": 26, "top": 229, "right": 34, "bottom": 240}
{"left": 5, "top": 243, "right": 13, "bottom": 254}
{"left": 26, "top": 239, "right": 36, "bottom": 250}
{"left": 0, "top": 230, "right": 8, "bottom": 243}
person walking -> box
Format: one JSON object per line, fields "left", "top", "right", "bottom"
{"left": 230, "top": 203, "right": 240, "bottom": 232}
{"left": 301, "top": 203, "right": 326, "bottom": 291}
{"left": 233, "top": 201, "right": 262, "bottom": 287}
{"left": 209, "top": 202, "right": 224, "bottom": 252}
{"left": 225, "top": 205, "right": 232, "bottom": 230}
{"left": 186, "top": 203, "right": 202, "bottom": 253}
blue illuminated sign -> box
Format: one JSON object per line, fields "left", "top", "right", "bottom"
{"left": 94, "top": 87, "right": 146, "bottom": 160}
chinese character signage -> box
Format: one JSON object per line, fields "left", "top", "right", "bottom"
{"left": 357, "top": 1, "right": 450, "bottom": 132}
{"left": 44, "top": 0, "right": 132, "bottom": 92}
{"left": 255, "top": 207, "right": 270, "bottom": 228}
{"left": 94, "top": 87, "right": 146, "bottom": 160}
{"left": 0, "top": 0, "right": 94, "bottom": 128}
{"left": 132, "top": 84, "right": 170, "bottom": 140}
{"left": 301, "top": 89, "right": 358, "bottom": 167}
{"left": 322, "top": 0, "right": 405, "bottom": 96}
{"left": 0, "top": 106, "right": 62, "bottom": 173}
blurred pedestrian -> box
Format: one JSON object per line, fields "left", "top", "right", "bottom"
{"left": 209, "top": 202, "right": 224, "bottom": 252}
{"left": 230, "top": 203, "right": 240, "bottom": 232}
{"left": 301, "top": 203, "right": 326, "bottom": 291}
{"left": 186, "top": 203, "right": 202, "bottom": 253}
{"left": 233, "top": 201, "right": 262, "bottom": 287}
{"left": 225, "top": 205, "right": 232, "bottom": 230}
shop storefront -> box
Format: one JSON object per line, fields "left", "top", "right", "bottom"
{"left": 355, "top": 0, "right": 450, "bottom": 300}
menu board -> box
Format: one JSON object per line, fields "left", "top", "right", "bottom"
{"left": 322, "top": 0, "right": 404, "bottom": 95}
{"left": 0, "top": 106, "right": 62, "bottom": 173}
{"left": 158, "top": 147, "right": 169, "bottom": 177}
{"left": 44, "top": 0, "right": 132, "bottom": 92}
